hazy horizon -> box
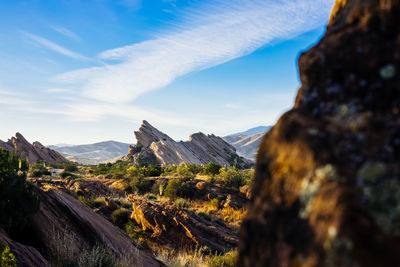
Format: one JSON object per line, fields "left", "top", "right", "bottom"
{"left": 0, "top": 0, "right": 335, "bottom": 145}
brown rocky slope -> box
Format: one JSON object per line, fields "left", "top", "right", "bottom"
{"left": 0, "top": 133, "right": 69, "bottom": 164}
{"left": 239, "top": 0, "right": 400, "bottom": 266}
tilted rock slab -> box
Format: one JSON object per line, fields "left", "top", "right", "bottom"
{"left": 29, "top": 186, "right": 163, "bottom": 266}
{"left": 131, "top": 120, "right": 251, "bottom": 167}
{"left": 239, "top": 0, "right": 400, "bottom": 266}
{"left": 0, "top": 133, "right": 69, "bottom": 164}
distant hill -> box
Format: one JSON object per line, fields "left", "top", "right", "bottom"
{"left": 228, "top": 126, "right": 271, "bottom": 137}
{"left": 223, "top": 126, "right": 271, "bottom": 160}
{"left": 49, "top": 141, "right": 131, "bottom": 165}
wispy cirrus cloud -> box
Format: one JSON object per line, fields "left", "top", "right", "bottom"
{"left": 50, "top": 26, "right": 81, "bottom": 42}
{"left": 22, "top": 31, "right": 88, "bottom": 60}
{"left": 54, "top": 0, "right": 334, "bottom": 104}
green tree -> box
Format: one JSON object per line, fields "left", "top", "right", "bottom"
{"left": 0, "top": 148, "right": 40, "bottom": 234}
{"left": 204, "top": 162, "right": 221, "bottom": 177}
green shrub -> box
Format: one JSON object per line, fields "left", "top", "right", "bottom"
{"left": 145, "top": 193, "right": 157, "bottom": 200}
{"left": 75, "top": 189, "right": 84, "bottom": 196}
{"left": 92, "top": 198, "right": 105, "bottom": 208}
{"left": 60, "top": 171, "right": 76, "bottom": 179}
{"left": 165, "top": 178, "right": 195, "bottom": 199}
{"left": 219, "top": 168, "right": 245, "bottom": 189}
{"left": 111, "top": 209, "right": 130, "bottom": 228}
{"left": 164, "top": 178, "right": 182, "bottom": 199}
{"left": 208, "top": 250, "right": 237, "bottom": 267}
{"left": 176, "top": 164, "right": 195, "bottom": 179}
{"left": 143, "top": 165, "right": 163, "bottom": 177}
{"left": 151, "top": 180, "right": 167, "bottom": 196}
{"left": 130, "top": 177, "right": 153, "bottom": 194}
{"left": 125, "top": 221, "right": 150, "bottom": 240}
{"left": 0, "top": 149, "right": 40, "bottom": 234}
{"left": 0, "top": 245, "right": 16, "bottom": 267}
{"left": 64, "top": 163, "right": 78, "bottom": 172}
{"left": 210, "top": 198, "right": 219, "bottom": 209}
{"left": 174, "top": 198, "right": 189, "bottom": 209}
{"left": 78, "top": 196, "right": 95, "bottom": 207}
{"left": 204, "top": 162, "right": 221, "bottom": 177}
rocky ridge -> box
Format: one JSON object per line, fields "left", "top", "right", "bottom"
{"left": 239, "top": 0, "right": 400, "bottom": 266}
{"left": 128, "top": 120, "right": 251, "bottom": 167}
{"left": 0, "top": 133, "right": 69, "bottom": 164}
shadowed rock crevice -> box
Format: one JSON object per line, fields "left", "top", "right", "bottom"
{"left": 239, "top": 0, "right": 400, "bottom": 266}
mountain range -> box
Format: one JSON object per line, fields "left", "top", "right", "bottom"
{"left": 49, "top": 141, "right": 131, "bottom": 165}
{"left": 223, "top": 126, "right": 271, "bottom": 160}
{"left": 44, "top": 124, "right": 271, "bottom": 165}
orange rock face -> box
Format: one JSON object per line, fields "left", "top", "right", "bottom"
{"left": 238, "top": 0, "right": 400, "bottom": 266}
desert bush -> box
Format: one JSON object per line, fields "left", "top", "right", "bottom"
{"left": 92, "top": 197, "right": 105, "bottom": 208}
{"left": 174, "top": 198, "right": 189, "bottom": 209}
{"left": 60, "top": 171, "right": 76, "bottom": 179}
{"left": 176, "top": 164, "right": 195, "bottom": 179}
{"left": 92, "top": 163, "right": 112, "bottom": 175}
{"left": 209, "top": 198, "right": 219, "bottom": 210}
{"left": 204, "top": 162, "right": 221, "bottom": 177}
{"left": 30, "top": 163, "right": 51, "bottom": 177}
{"left": 130, "top": 177, "right": 153, "bottom": 194}
{"left": 152, "top": 180, "right": 167, "bottom": 196}
{"left": 208, "top": 250, "right": 237, "bottom": 267}
{"left": 126, "top": 166, "right": 141, "bottom": 178}
{"left": 125, "top": 221, "right": 150, "bottom": 240}
{"left": 145, "top": 193, "right": 157, "bottom": 200}
{"left": 219, "top": 168, "right": 245, "bottom": 189}
{"left": 63, "top": 163, "right": 78, "bottom": 172}
{"left": 164, "top": 178, "right": 195, "bottom": 199}
{"left": 0, "top": 148, "right": 40, "bottom": 233}
{"left": 0, "top": 245, "right": 16, "bottom": 267}
{"left": 49, "top": 228, "right": 125, "bottom": 267}
{"left": 76, "top": 245, "right": 117, "bottom": 267}
{"left": 111, "top": 209, "right": 130, "bottom": 228}
{"left": 142, "top": 165, "right": 163, "bottom": 177}
{"left": 164, "top": 178, "right": 183, "bottom": 199}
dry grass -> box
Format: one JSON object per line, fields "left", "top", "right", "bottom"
{"left": 156, "top": 249, "right": 237, "bottom": 267}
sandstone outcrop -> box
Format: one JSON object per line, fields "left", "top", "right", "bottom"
{"left": 128, "top": 195, "right": 238, "bottom": 253}
{"left": 0, "top": 133, "right": 69, "bottom": 164}
{"left": 28, "top": 185, "right": 163, "bottom": 266}
{"left": 128, "top": 120, "right": 251, "bottom": 167}
{"left": 239, "top": 0, "right": 400, "bottom": 266}
{"left": 0, "top": 228, "right": 50, "bottom": 267}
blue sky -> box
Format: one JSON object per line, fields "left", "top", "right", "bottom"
{"left": 0, "top": 0, "right": 334, "bottom": 145}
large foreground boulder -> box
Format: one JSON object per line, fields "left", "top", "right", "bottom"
{"left": 29, "top": 186, "right": 163, "bottom": 266}
{"left": 0, "top": 228, "right": 50, "bottom": 267}
{"left": 239, "top": 0, "right": 400, "bottom": 266}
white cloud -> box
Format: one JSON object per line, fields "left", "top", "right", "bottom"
{"left": 54, "top": 0, "right": 335, "bottom": 104}
{"left": 22, "top": 31, "right": 88, "bottom": 60}
{"left": 50, "top": 26, "right": 81, "bottom": 42}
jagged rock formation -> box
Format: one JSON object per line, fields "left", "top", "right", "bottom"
{"left": 0, "top": 228, "right": 50, "bottom": 267}
{"left": 28, "top": 184, "right": 163, "bottom": 266}
{"left": 0, "top": 133, "right": 69, "bottom": 164}
{"left": 239, "top": 0, "right": 400, "bottom": 266}
{"left": 128, "top": 120, "right": 251, "bottom": 167}
{"left": 128, "top": 195, "right": 238, "bottom": 253}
